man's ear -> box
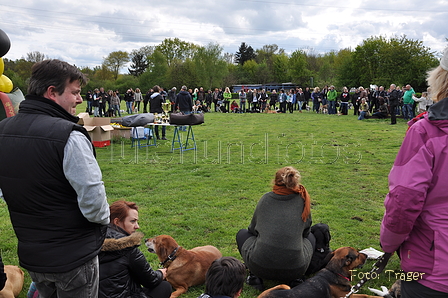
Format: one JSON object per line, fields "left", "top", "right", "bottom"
{"left": 44, "top": 86, "right": 58, "bottom": 102}
{"left": 235, "top": 288, "right": 242, "bottom": 298}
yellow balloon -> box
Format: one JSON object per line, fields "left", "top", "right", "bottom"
{"left": 0, "top": 74, "right": 13, "bottom": 93}
{"left": 0, "top": 58, "right": 4, "bottom": 74}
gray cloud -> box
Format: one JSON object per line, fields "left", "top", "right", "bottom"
{"left": 0, "top": 0, "right": 447, "bottom": 68}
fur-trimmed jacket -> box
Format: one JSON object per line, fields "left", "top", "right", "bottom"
{"left": 99, "top": 226, "right": 164, "bottom": 298}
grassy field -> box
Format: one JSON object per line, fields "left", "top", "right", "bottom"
{"left": 1, "top": 104, "right": 410, "bottom": 297}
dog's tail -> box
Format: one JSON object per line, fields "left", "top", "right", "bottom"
{"left": 257, "top": 284, "right": 291, "bottom": 298}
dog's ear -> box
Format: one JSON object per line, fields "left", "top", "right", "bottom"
{"left": 344, "top": 250, "right": 358, "bottom": 266}
{"left": 344, "top": 254, "right": 354, "bottom": 266}
{"left": 157, "top": 239, "right": 168, "bottom": 258}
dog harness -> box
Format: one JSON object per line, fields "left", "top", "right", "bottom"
{"left": 160, "top": 246, "right": 180, "bottom": 268}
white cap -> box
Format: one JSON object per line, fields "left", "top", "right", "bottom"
{"left": 440, "top": 47, "right": 448, "bottom": 71}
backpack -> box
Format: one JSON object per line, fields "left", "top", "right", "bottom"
{"left": 306, "top": 223, "right": 332, "bottom": 275}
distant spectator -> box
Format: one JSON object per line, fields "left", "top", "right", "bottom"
{"left": 238, "top": 89, "right": 246, "bottom": 113}
{"left": 230, "top": 100, "right": 239, "bottom": 113}
{"left": 327, "top": 85, "right": 338, "bottom": 114}
{"left": 134, "top": 88, "right": 143, "bottom": 113}
{"left": 278, "top": 89, "right": 287, "bottom": 113}
{"left": 124, "top": 89, "right": 134, "bottom": 114}
{"left": 167, "top": 87, "right": 177, "bottom": 113}
{"left": 339, "top": 87, "right": 350, "bottom": 115}
{"left": 270, "top": 89, "right": 278, "bottom": 110}
{"left": 358, "top": 98, "right": 370, "bottom": 120}
{"left": 371, "top": 98, "right": 389, "bottom": 119}
{"left": 388, "top": 84, "right": 400, "bottom": 125}
{"left": 402, "top": 84, "right": 415, "bottom": 120}
{"left": 223, "top": 87, "right": 232, "bottom": 112}
{"left": 413, "top": 92, "right": 428, "bottom": 114}
{"left": 311, "top": 87, "right": 322, "bottom": 113}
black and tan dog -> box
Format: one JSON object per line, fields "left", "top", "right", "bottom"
{"left": 146, "top": 235, "right": 222, "bottom": 298}
{"left": 258, "top": 247, "right": 383, "bottom": 298}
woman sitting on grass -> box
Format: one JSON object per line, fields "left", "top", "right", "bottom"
{"left": 236, "top": 166, "right": 326, "bottom": 290}
{"left": 99, "top": 200, "right": 171, "bottom": 298}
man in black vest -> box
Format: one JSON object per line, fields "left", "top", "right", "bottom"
{"left": 0, "top": 59, "right": 110, "bottom": 298}
{"left": 388, "top": 83, "right": 400, "bottom": 125}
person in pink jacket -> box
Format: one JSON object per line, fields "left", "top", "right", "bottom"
{"left": 380, "top": 47, "right": 448, "bottom": 298}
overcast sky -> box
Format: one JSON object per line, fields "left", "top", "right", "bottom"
{"left": 1, "top": 0, "right": 447, "bottom": 69}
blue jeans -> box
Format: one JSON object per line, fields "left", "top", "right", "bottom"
{"left": 328, "top": 101, "right": 336, "bottom": 114}
{"left": 239, "top": 100, "right": 246, "bottom": 113}
{"left": 29, "top": 256, "right": 99, "bottom": 298}
{"left": 403, "top": 104, "right": 414, "bottom": 120}
{"left": 126, "top": 101, "right": 133, "bottom": 114}
{"left": 358, "top": 111, "right": 368, "bottom": 120}
{"left": 112, "top": 104, "right": 121, "bottom": 117}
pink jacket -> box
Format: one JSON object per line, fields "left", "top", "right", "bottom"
{"left": 380, "top": 98, "right": 448, "bottom": 293}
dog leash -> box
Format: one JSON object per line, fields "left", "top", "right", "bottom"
{"left": 343, "top": 252, "right": 392, "bottom": 298}
{"left": 160, "top": 246, "right": 180, "bottom": 268}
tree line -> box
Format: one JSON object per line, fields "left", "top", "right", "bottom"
{"left": 2, "top": 35, "right": 441, "bottom": 95}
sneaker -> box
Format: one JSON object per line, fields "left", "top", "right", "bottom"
{"left": 161, "top": 137, "right": 167, "bottom": 140}
{"left": 246, "top": 274, "right": 264, "bottom": 291}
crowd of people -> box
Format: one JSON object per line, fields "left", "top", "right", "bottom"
{"left": 84, "top": 83, "right": 431, "bottom": 126}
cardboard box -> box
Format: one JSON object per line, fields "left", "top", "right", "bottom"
{"left": 77, "top": 113, "right": 114, "bottom": 143}
{"left": 111, "top": 127, "right": 131, "bottom": 139}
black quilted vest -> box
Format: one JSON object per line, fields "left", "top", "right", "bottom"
{"left": 0, "top": 95, "right": 105, "bottom": 273}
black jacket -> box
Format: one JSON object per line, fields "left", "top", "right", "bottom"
{"left": 175, "top": 90, "right": 193, "bottom": 111}
{"left": 0, "top": 95, "right": 106, "bottom": 273}
{"left": 388, "top": 89, "right": 400, "bottom": 105}
{"left": 99, "top": 226, "right": 164, "bottom": 298}
{"left": 150, "top": 93, "right": 163, "bottom": 113}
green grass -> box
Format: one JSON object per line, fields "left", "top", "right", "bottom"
{"left": 2, "top": 104, "right": 410, "bottom": 297}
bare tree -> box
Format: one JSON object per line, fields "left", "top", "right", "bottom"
{"left": 25, "top": 51, "right": 48, "bottom": 63}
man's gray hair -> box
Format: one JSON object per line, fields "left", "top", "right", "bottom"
{"left": 181, "top": 85, "right": 187, "bottom": 91}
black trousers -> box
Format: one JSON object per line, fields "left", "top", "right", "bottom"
{"left": 236, "top": 229, "right": 316, "bottom": 261}
{"left": 143, "top": 280, "right": 172, "bottom": 298}
{"left": 155, "top": 126, "right": 166, "bottom": 138}
{"left": 401, "top": 280, "right": 448, "bottom": 298}
{"left": 390, "top": 102, "right": 398, "bottom": 124}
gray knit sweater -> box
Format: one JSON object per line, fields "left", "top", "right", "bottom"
{"left": 241, "top": 191, "right": 313, "bottom": 281}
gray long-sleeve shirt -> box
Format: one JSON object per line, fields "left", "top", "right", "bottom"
{"left": 63, "top": 131, "right": 110, "bottom": 225}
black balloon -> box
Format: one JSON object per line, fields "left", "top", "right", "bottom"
{"left": 0, "top": 29, "right": 11, "bottom": 57}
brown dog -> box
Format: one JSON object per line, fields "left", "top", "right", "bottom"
{"left": 0, "top": 266, "right": 24, "bottom": 298}
{"left": 146, "top": 235, "right": 222, "bottom": 298}
{"left": 257, "top": 247, "right": 383, "bottom": 298}
{"left": 264, "top": 107, "right": 277, "bottom": 113}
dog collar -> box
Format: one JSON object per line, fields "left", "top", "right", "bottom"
{"left": 160, "top": 246, "right": 180, "bottom": 268}
{"left": 337, "top": 273, "right": 350, "bottom": 282}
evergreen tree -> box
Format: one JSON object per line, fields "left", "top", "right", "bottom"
{"left": 234, "top": 42, "right": 256, "bottom": 65}
{"left": 128, "top": 52, "right": 148, "bottom": 77}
